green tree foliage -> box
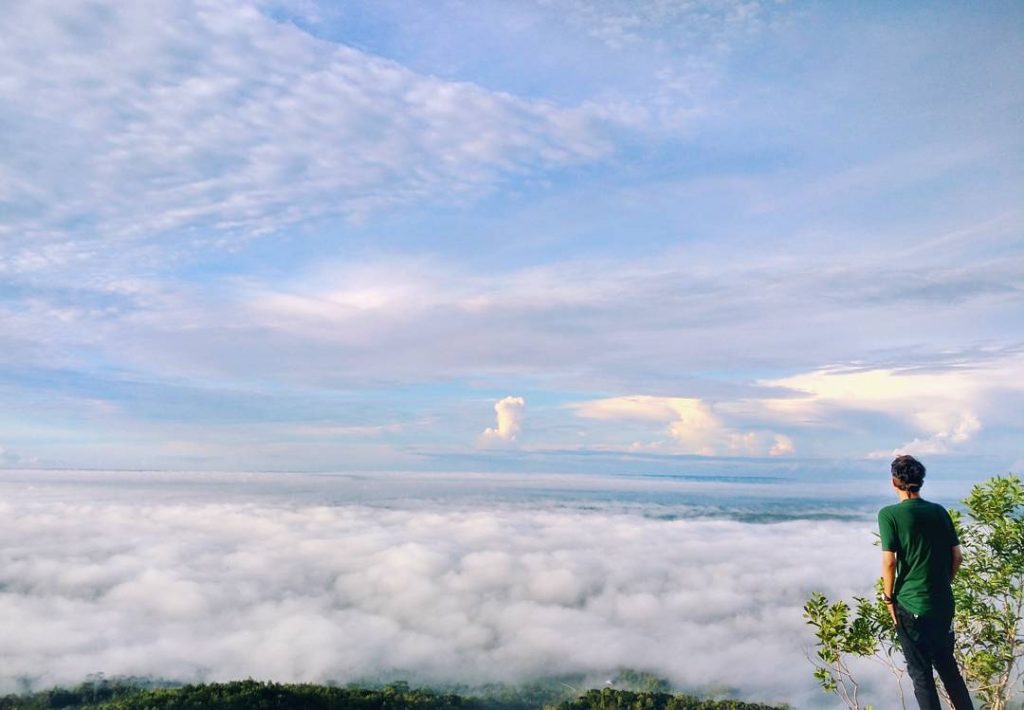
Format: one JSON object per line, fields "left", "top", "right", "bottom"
{"left": 951, "top": 475, "right": 1024, "bottom": 710}
{"left": 546, "top": 687, "right": 785, "bottom": 710}
{"left": 1, "top": 681, "right": 474, "bottom": 710}
{"left": 0, "top": 681, "right": 785, "bottom": 710}
{"left": 0, "top": 676, "right": 166, "bottom": 710}
{"left": 804, "top": 474, "right": 1024, "bottom": 710}
{"left": 607, "top": 671, "right": 671, "bottom": 695}
{"left": 803, "top": 584, "right": 906, "bottom": 710}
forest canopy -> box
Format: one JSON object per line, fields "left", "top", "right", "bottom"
{"left": 0, "top": 679, "right": 786, "bottom": 710}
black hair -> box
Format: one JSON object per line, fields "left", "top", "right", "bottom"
{"left": 891, "top": 454, "right": 926, "bottom": 493}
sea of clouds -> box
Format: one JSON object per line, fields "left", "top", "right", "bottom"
{"left": 0, "top": 471, "right": 904, "bottom": 708}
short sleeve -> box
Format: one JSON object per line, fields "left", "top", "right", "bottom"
{"left": 878, "top": 509, "right": 898, "bottom": 552}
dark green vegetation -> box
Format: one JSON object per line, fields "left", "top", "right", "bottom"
{"left": 551, "top": 689, "right": 784, "bottom": 710}
{"left": 0, "top": 678, "right": 785, "bottom": 710}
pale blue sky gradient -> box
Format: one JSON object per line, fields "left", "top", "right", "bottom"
{"left": 1, "top": 0, "right": 1022, "bottom": 473}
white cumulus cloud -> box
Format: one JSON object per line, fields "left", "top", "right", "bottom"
{"left": 758, "top": 363, "right": 1024, "bottom": 457}
{"left": 480, "top": 396, "right": 526, "bottom": 446}
{"left": 883, "top": 412, "right": 983, "bottom": 458}
{"left": 572, "top": 395, "right": 793, "bottom": 457}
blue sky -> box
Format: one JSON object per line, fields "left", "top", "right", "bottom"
{"left": 1, "top": 0, "right": 1022, "bottom": 473}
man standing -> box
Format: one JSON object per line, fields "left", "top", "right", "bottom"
{"left": 879, "top": 454, "right": 974, "bottom": 710}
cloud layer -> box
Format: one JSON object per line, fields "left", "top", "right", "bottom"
{"left": 0, "top": 474, "right": 897, "bottom": 708}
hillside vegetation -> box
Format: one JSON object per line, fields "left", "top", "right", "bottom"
{"left": 0, "top": 680, "right": 787, "bottom": 710}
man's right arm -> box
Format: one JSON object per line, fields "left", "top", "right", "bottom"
{"left": 881, "top": 550, "right": 898, "bottom": 624}
{"left": 878, "top": 509, "right": 899, "bottom": 624}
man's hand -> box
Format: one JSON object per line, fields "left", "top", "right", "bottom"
{"left": 887, "top": 602, "right": 897, "bottom": 625}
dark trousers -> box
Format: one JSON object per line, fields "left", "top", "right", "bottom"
{"left": 895, "top": 605, "right": 974, "bottom": 710}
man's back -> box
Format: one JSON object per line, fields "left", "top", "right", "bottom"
{"left": 878, "top": 498, "right": 959, "bottom": 617}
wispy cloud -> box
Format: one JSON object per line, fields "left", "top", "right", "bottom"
{"left": 0, "top": 0, "right": 612, "bottom": 258}
{"left": 110, "top": 252, "right": 1024, "bottom": 386}
{"left": 544, "top": 0, "right": 774, "bottom": 51}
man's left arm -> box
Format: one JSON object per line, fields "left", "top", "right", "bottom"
{"left": 951, "top": 544, "right": 963, "bottom": 578}
{"left": 946, "top": 509, "right": 963, "bottom": 579}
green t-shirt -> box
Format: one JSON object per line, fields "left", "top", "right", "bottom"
{"left": 878, "top": 498, "right": 959, "bottom": 617}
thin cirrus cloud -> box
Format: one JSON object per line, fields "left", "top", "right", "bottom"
{"left": 106, "top": 251, "right": 1024, "bottom": 385}
{"left": 546, "top": 0, "right": 774, "bottom": 52}
{"left": 337, "top": 0, "right": 778, "bottom": 130}
{"left": 0, "top": 0, "right": 612, "bottom": 263}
